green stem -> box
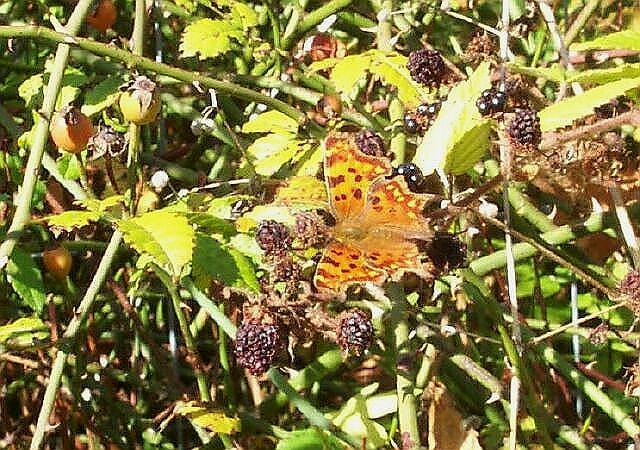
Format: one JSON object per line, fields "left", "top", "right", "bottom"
{"left": 29, "top": 230, "right": 123, "bottom": 450}
{"left": 0, "top": 25, "right": 306, "bottom": 124}
{"left": 281, "top": 0, "right": 354, "bottom": 50}
{"left": 563, "top": 0, "right": 600, "bottom": 46}
{"left": 0, "top": 0, "right": 93, "bottom": 268}
{"left": 388, "top": 98, "right": 406, "bottom": 163}
{"left": 182, "top": 277, "right": 237, "bottom": 339}
{"left": 387, "top": 283, "right": 421, "bottom": 450}
{"left": 376, "top": 0, "right": 393, "bottom": 52}
{"left": 541, "top": 345, "right": 640, "bottom": 438}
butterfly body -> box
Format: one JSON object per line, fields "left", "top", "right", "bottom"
{"left": 314, "top": 132, "right": 437, "bottom": 293}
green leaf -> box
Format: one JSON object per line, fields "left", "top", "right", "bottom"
{"left": 242, "top": 110, "right": 298, "bottom": 134}
{"left": 6, "top": 248, "right": 46, "bottom": 313}
{"left": 180, "top": 19, "right": 244, "bottom": 60}
{"left": 538, "top": 77, "right": 640, "bottom": 131}
{"left": 571, "top": 30, "right": 640, "bottom": 52}
{"left": 369, "top": 51, "right": 430, "bottom": 107}
{"left": 82, "top": 76, "right": 125, "bottom": 117}
{"left": 174, "top": 401, "right": 240, "bottom": 434}
{"left": 505, "top": 63, "right": 565, "bottom": 82}
{"left": 192, "top": 233, "right": 258, "bottom": 291}
{"left": 567, "top": 64, "right": 640, "bottom": 84}
{"left": 77, "top": 195, "right": 124, "bottom": 213}
{"left": 0, "top": 317, "right": 49, "bottom": 347}
{"left": 57, "top": 153, "right": 82, "bottom": 180}
{"left": 230, "top": 1, "right": 258, "bottom": 29}
{"left": 43, "top": 210, "right": 103, "bottom": 230}
{"left": 443, "top": 120, "right": 492, "bottom": 175}
{"left": 330, "top": 54, "right": 371, "bottom": 97}
{"left": 276, "top": 429, "right": 343, "bottom": 450}
{"left": 118, "top": 209, "right": 195, "bottom": 277}
{"left": 246, "top": 133, "right": 301, "bottom": 176}
{"left": 413, "top": 62, "right": 491, "bottom": 175}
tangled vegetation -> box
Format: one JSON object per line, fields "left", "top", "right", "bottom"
{"left": 1, "top": 0, "right": 640, "bottom": 448}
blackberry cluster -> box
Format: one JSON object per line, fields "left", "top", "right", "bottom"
{"left": 392, "top": 163, "right": 424, "bottom": 192}
{"left": 234, "top": 321, "right": 283, "bottom": 375}
{"left": 404, "top": 101, "right": 441, "bottom": 134}
{"left": 594, "top": 97, "right": 630, "bottom": 119}
{"left": 294, "top": 211, "right": 329, "bottom": 249}
{"left": 426, "top": 233, "right": 466, "bottom": 272}
{"left": 507, "top": 109, "right": 541, "bottom": 151}
{"left": 464, "top": 32, "right": 495, "bottom": 65}
{"left": 619, "top": 270, "right": 640, "bottom": 317}
{"left": 255, "top": 220, "right": 292, "bottom": 255}
{"left": 476, "top": 88, "right": 507, "bottom": 116}
{"left": 336, "top": 309, "right": 373, "bottom": 356}
{"left": 356, "top": 129, "right": 387, "bottom": 157}
{"left": 407, "top": 49, "right": 446, "bottom": 87}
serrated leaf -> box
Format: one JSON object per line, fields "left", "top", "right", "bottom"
{"left": 247, "top": 133, "right": 300, "bottom": 176}
{"left": 571, "top": 30, "right": 640, "bottom": 52}
{"left": 330, "top": 54, "right": 371, "bottom": 96}
{"left": 184, "top": 213, "right": 237, "bottom": 238}
{"left": 230, "top": 1, "right": 258, "bottom": 29}
{"left": 174, "top": 401, "right": 240, "bottom": 434}
{"left": 567, "top": 64, "right": 640, "bottom": 84}
{"left": 276, "top": 429, "right": 343, "bottom": 450}
{"left": 242, "top": 110, "right": 298, "bottom": 134}
{"left": 18, "top": 68, "right": 87, "bottom": 109}
{"left": 444, "top": 120, "right": 492, "bottom": 175}
{"left": 77, "top": 195, "right": 124, "bottom": 212}
{"left": 274, "top": 176, "right": 330, "bottom": 210}
{"left": 6, "top": 248, "right": 46, "bottom": 313}
{"left": 0, "top": 317, "right": 49, "bottom": 347}
{"left": 43, "top": 210, "right": 102, "bottom": 230}
{"left": 118, "top": 210, "right": 195, "bottom": 277}
{"left": 538, "top": 77, "right": 640, "bottom": 131}
{"left": 57, "top": 153, "right": 82, "bottom": 180}
{"left": 82, "top": 76, "right": 125, "bottom": 116}
{"left": 413, "top": 62, "right": 491, "bottom": 175}
{"left": 236, "top": 205, "right": 298, "bottom": 234}
{"left": 505, "top": 63, "right": 565, "bottom": 82}
{"left": 369, "top": 51, "right": 429, "bottom": 107}
{"left": 180, "top": 19, "right": 244, "bottom": 60}
{"left": 192, "top": 233, "right": 258, "bottom": 292}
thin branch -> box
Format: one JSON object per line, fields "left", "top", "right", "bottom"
{"left": 610, "top": 184, "right": 640, "bottom": 268}
{"left": 563, "top": 0, "right": 600, "bottom": 47}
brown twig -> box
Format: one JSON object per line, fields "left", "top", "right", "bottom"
{"left": 540, "top": 109, "right": 640, "bottom": 150}
{"left": 575, "top": 361, "right": 626, "bottom": 392}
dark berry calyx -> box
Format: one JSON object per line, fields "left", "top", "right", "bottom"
{"left": 476, "top": 88, "right": 507, "bottom": 116}
{"left": 356, "top": 129, "right": 387, "bottom": 157}
{"left": 234, "top": 321, "right": 283, "bottom": 375}
{"left": 407, "top": 49, "right": 446, "bottom": 87}
{"left": 336, "top": 309, "right": 373, "bottom": 356}
{"left": 507, "top": 108, "right": 541, "bottom": 151}
{"left": 255, "top": 220, "right": 292, "bottom": 255}
{"left": 403, "top": 113, "right": 420, "bottom": 134}
{"left": 393, "top": 163, "right": 425, "bottom": 192}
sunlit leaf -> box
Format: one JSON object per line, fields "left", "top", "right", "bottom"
{"left": 506, "top": 63, "right": 565, "bottom": 82}
{"left": 276, "top": 429, "right": 343, "bottom": 450}
{"left": 567, "top": 64, "right": 640, "bottom": 84}
{"left": 118, "top": 209, "right": 195, "bottom": 277}
{"left": 571, "top": 30, "right": 640, "bottom": 52}
{"left": 56, "top": 153, "right": 82, "bottom": 181}
{"left": 538, "top": 77, "right": 640, "bottom": 131}
{"left": 230, "top": 1, "right": 258, "bottom": 29}
{"left": 413, "top": 62, "right": 491, "bottom": 175}
{"left": 242, "top": 110, "right": 298, "bottom": 134}
{"left": 6, "top": 248, "right": 46, "bottom": 313}
{"left": 180, "top": 19, "right": 244, "bottom": 60}
{"left": 246, "top": 133, "right": 300, "bottom": 176}
{"left": 174, "top": 401, "right": 240, "bottom": 434}
{"left": 82, "top": 76, "right": 125, "bottom": 117}
{"left": 444, "top": 120, "right": 492, "bottom": 175}
{"left": 236, "top": 205, "right": 297, "bottom": 233}
{"left": 43, "top": 210, "right": 103, "bottom": 230}
{"left": 369, "top": 51, "right": 430, "bottom": 107}
{"left": 0, "top": 317, "right": 49, "bottom": 347}
{"left": 274, "top": 176, "right": 329, "bottom": 210}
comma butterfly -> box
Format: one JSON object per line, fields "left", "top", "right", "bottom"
{"left": 313, "top": 132, "right": 437, "bottom": 292}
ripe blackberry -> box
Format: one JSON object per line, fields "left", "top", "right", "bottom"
{"left": 255, "top": 220, "right": 291, "bottom": 255}
{"left": 507, "top": 109, "right": 541, "bottom": 151}
{"left": 619, "top": 270, "right": 640, "bottom": 317}
{"left": 407, "top": 49, "right": 446, "bottom": 87}
{"left": 417, "top": 101, "right": 441, "bottom": 119}
{"left": 426, "top": 233, "right": 466, "bottom": 272}
{"left": 356, "top": 129, "right": 387, "bottom": 157}
{"left": 336, "top": 309, "right": 373, "bottom": 356}
{"left": 404, "top": 113, "right": 420, "bottom": 134}
{"left": 235, "top": 321, "right": 283, "bottom": 375}
{"left": 393, "top": 163, "right": 424, "bottom": 192}
{"left": 476, "top": 88, "right": 507, "bottom": 116}
{"left": 294, "top": 211, "right": 329, "bottom": 249}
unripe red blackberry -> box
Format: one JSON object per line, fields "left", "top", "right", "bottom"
{"left": 426, "top": 233, "right": 466, "bottom": 272}
{"left": 407, "top": 49, "right": 446, "bottom": 87}
{"left": 356, "top": 129, "right": 387, "bottom": 157}
{"left": 619, "top": 270, "right": 640, "bottom": 317}
{"left": 476, "top": 88, "right": 507, "bottom": 116}
{"left": 336, "top": 309, "right": 373, "bottom": 356}
{"left": 271, "top": 254, "right": 300, "bottom": 282}
{"left": 507, "top": 109, "right": 541, "bottom": 151}
{"left": 393, "top": 163, "right": 424, "bottom": 192}
{"left": 255, "top": 220, "right": 291, "bottom": 255}
{"left": 235, "top": 319, "right": 283, "bottom": 375}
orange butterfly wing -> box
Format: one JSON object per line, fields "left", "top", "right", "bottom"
{"left": 314, "top": 240, "right": 386, "bottom": 292}
{"left": 324, "top": 132, "right": 392, "bottom": 223}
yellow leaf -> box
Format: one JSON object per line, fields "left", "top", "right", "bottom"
{"left": 242, "top": 110, "right": 298, "bottom": 134}
{"left": 174, "top": 401, "right": 240, "bottom": 434}
{"left": 274, "top": 176, "right": 329, "bottom": 210}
